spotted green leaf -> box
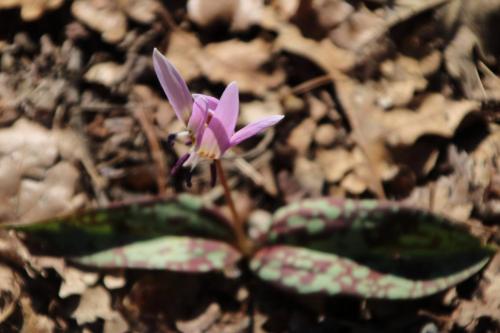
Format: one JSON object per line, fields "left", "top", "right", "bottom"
{"left": 10, "top": 195, "right": 237, "bottom": 258}
{"left": 251, "top": 245, "right": 489, "bottom": 299}
{"left": 73, "top": 236, "right": 241, "bottom": 272}
{"left": 253, "top": 198, "right": 493, "bottom": 298}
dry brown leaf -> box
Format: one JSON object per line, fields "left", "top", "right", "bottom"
{"left": 274, "top": 24, "right": 355, "bottom": 80}
{"left": 440, "top": 0, "right": 500, "bottom": 100}
{"left": 316, "top": 148, "right": 356, "bottom": 183}
{"left": 270, "top": 0, "right": 300, "bottom": 20}
{"left": 165, "top": 30, "right": 203, "bottom": 82}
{"left": 293, "top": 157, "right": 324, "bottom": 197}
{"left": 470, "top": 130, "right": 500, "bottom": 216}
{"left": 20, "top": 296, "right": 55, "bottom": 333}
{"left": 72, "top": 286, "right": 114, "bottom": 325}
{"left": 197, "top": 38, "right": 285, "bottom": 95}
{"left": 26, "top": 79, "right": 67, "bottom": 111}
{"left": 0, "top": 119, "right": 58, "bottom": 173}
{"left": 0, "top": 0, "right": 63, "bottom": 21}
{"left": 188, "top": 0, "right": 263, "bottom": 31}
{"left": 16, "top": 161, "right": 86, "bottom": 223}
{"left": 377, "top": 54, "right": 432, "bottom": 108}
{"left": 240, "top": 97, "right": 283, "bottom": 126}
{"left": 84, "top": 61, "right": 128, "bottom": 87}
{"left": 176, "top": 303, "right": 221, "bottom": 333}
{"left": 0, "top": 231, "right": 33, "bottom": 268}
{"left": 0, "top": 264, "right": 21, "bottom": 324}
{"left": 313, "top": 0, "right": 354, "bottom": 30}
{"left": 330, "top": 6, "right": 385, "bottom": 52}
{"left": 103, "top": 273, "right": 127, "bottom": 290}
{"left": 57, "top": 265, "right": 99, "bottom": 299}
{"left": 287, "top": 118, "right": 316, "bottom": 155}
{"left": 0, "top": 119, "right": 87, "bottom": 223}
{"left": 119, "top": 0, "right": 158, "bottom": 24}
{"left": 307, "top": 94, "right": 328, "bottom": 120}
{"left": 103, "top": 311, "right": 129, "bottom": 333}
{"left": 72, "top": 0, "right": 128, "bottom": 43}
{"left": 377, "top": 94, "right": 480, "bottom": 146}
{"left": 405, "top": 147, "right": 474, "bottom": 222}
{"left": 336, "top": 79, "right": 389, "bottom": 198}
{"left": 54, "top": 128, "right": 107, "bottom": 191}
{"left": 449, "top": 252, "right": 500, "bottom": 331}
{"left": 340, "top": 171, "right": 368, "bottom": 195}
{"left": 259, "top": 161, "right": 279, "bottom": 196}
{"left": 314, "top": 124, "right": 336, "bottom": 146}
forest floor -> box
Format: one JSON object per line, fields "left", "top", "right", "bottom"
{"left": 0, "top": 0, "right": 499, "bottom": 332}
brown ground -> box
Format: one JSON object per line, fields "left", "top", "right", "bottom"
{"left": 0, "top": 0, "right": 499, "bottom": 332}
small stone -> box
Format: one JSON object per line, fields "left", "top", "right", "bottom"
{"left": 314, "top": 124, "right": 336, "bottom": 146}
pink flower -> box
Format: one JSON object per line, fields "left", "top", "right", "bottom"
{"left": 153, "top": 49, "right": 284, "bottom": 186}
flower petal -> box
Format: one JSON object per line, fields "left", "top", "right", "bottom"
{"left": 188, "top": 96, "right": 209, "bottom": 147}
{"left": 197, "top": 125, "right": 225, "bottom": 160}
{"left": 212, "top": 82, "right": 239, "bottom": 137}
{"left": 207, "top": 116, "right": 231, "bottom": 153}
{"left": 153, "top": 48, "right": 192, "bottom": 125}
{"left": 183, "top": 151, "right": 200, "bottom": 171}
{"left": 230, "top": 115, "right": 284, "bottom": 147}
{"left": 192, "top": 94, "right": 218, "bottom": 111}
{"left": 170, "top": 153, "right": 190, "bottom": 175}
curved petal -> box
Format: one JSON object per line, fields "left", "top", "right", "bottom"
{"left": 230, "top": 115, "right": 284, "bottom": 147}
{"left": 192, "top": 94, "right": 219, "bottom": 111}
{"left": 188, "top": 96, "right": 209, "bottom": 147}
{"left": 153, "top": 48, "right": 192, "bottom": 125}
{"left": 206, "top": 116, "right": 230, "bottom": 153}
{"left": 170, "top": 153, "right": 190, "bottom": 175}
{"left": 212, "top": 82, "right": 239, "bottom": 137}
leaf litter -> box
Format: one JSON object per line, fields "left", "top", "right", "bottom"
{"left": 0, "top": 0, "right": 499, "bottom": 332}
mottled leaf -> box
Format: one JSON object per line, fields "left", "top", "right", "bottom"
{"left": 73, "top": 236, "right": 241, "bottom": 272}
{"left": 252, "top": 198, "right": 493, "bottom": 297}
{"left": 10, "top": 194, "right": 236, "bottom": 256}
{"left": 251, "top": 245, "right": 489, "bottom": 299}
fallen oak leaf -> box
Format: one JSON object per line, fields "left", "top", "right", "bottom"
{"left": 165, "top": 30, "right": 203, "bottom": 83}
{"left": 197, "top": 38, "right": 285, "bottom": 95}
{"left": 19, "top": 296, "right": 55, "bottom": 333}
{"left": 0, "top": 264, "right": 21, "bottom": 325}
{"left": 187, "top": 0, "right": 263, "bottom": 32}
{"left": 376, "top": 94, "right": 480, "bottom": 146}
{"left": 84, "top": 61, "right": 128, "bottom": 87}
{"left": 72, "top": 0, "right": 128, "bottom": 43}
{"left": 273, "top": 24, "right": 355, "bottom": 80}
{"left": 71, "top": 286, "right": 113, "bottom": 325}
{"left": 0, "top": 0, "right": 63, "bottom": 21}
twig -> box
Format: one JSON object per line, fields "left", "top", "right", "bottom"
{"left": 134, "top": 107, "right": 168, "bottom": 196}
{"left": 290, "top": 74, "right": 332, "bottom": 95}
